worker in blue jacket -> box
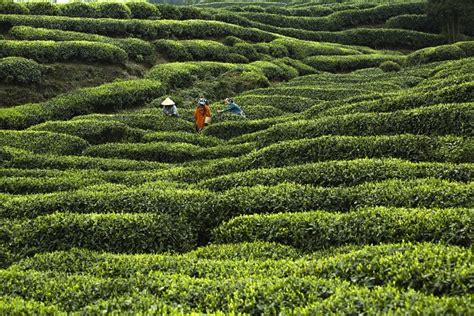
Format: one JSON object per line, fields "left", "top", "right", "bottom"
{"left": 218, "top": 98, "right": 245, "bottom": 117}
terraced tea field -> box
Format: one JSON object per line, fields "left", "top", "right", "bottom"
{"left": 0, "top": 0, "right": 473, "bottom": 314}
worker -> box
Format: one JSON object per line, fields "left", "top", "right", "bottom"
{"left": 218, "top": 98, "right": 245, "bottom": 117}
{"left": 194, "top": 98, "right": 212, "bottom": 133}
{"left": 161, "top": 97, "right": 179, "bottom": 117}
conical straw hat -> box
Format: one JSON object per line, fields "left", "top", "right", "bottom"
{"left": 161, "top": 97, "right": 175, "bottom": 106}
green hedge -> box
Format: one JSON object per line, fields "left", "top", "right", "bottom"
{"left": 28, "top": 119, "right": 143, "bottom": 144}
{"left": 126, "top": 2, "right": 160, "bottom": 19}
{"left": 154, "top": 39, "right": 231, "bottom": 62}
{"left": 200, "top": 158, "right": 474, "bottom": 191}
{"left": 247, "top": 135, "right": 473, "bottom": 168}
{"left": 257, "top": 103, "right": 473, "bottom": 146}
{"left": 9, "top": 26, "right": 154, "bottom": 61}
{"left": 0, "top": 15, "right": 276, "bottom": 42}
{"left": 213, "top": 207, "right": 473, "bottom": 249}
{"left": 0, "top": 175, "right": 107, "bottom": 195}
{"left": 0, "top": 130, "right": 89, "bottom": 155}
{"left": 83, "top": 142, "right": 255, "bottom": 163}
{"left": 385, "top": 14, "right": 439, "bottom": 33}
{"left": 407, "top": 44, "right": 467, "bottom": 65}
{"left": 0, "top": 2, "right": 28, "bottom": 15}
{"left": 142, "top": 131, "right": 223, "bottom": 147}
{"left": 11, "top": 212, "right": 195, "bottom": 256}
{"left": 0, "top": 40, "right": 128, "bottom": 64}
{"left": 26, "top": 2, "right": 61, "bottom": 16}
{"left": 72, "top": 113, "right": 194, "bottom": 132}
{"left": 238, "top": 3, "right": 425, "bottom": 32}
{"left": 234, "top": 94, "right": 316, "bottom": 113}
{"left": 0, "top": 56, "right": 44, "bottom": 84}
{"left": 0, "top": 147, "right": 168, "bottom": 172}
{"left": 0, "top": 79, "right": 164, "bottom": 129}
{"left": 303, "top": 54, "right": 405, "bottom": 72}
{"left": 203, "top": 117, "right": 286, "bottom": 140}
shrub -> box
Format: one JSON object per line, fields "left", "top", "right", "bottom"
{"left": 247, "top": 135, "right": 472, "bottom": 168}
{"left": 0, "top": 40, "right": 128, "bottom": 64}
{"left": 60, "top": 2, "right": 96, "bottom": 18}
{"left": 380, "top": 60, "right": 401, "bottom": 72}
{"left": 143, "top": 131, "right": 223, "bottom": 147}
{"left": 126, "top": 2, "right": 160, "bottom": 19}
{"left": 213, "top": 207, "right": 473, "bottom": 249}
{"left": 231, "top": 43, "right": 259, "bottom": 61}
{"left": 0, "top": 57, "right": 44, "bottom": 84}
{"left": 156, "top": 4, "right": 182, "bottom": 20}
{"left": 235, "top": 95, "right": 315, "bottom": 113}
{"left": 0, "top": 79, "right": 164, "bottom": 129}
{"left": 83, "top": 142, "right": 255, "bottom": 163}
{"left": 257, "top": 103, "right": 473, "bottom": 146}
{"left": 94, "top": 2, "right": 131, "bottom": 19}
{"left": 28, "top": 119, "right": 141, "bottom": 145}
{"left": 407, "top": 44, "right": 467, "bottom": 65}
{"left": 454, "top": 41, "right": 474, "bottom": 57}
{"left": 1, "top": 147, "right": 167, "bottom": 172}
{"left": 0, "top": 2, "right": 29, "bottom": 15}
{"left": 200, "top": 158, "right": 474, "bottom": 191}
{"left": 304, "top": 54, "right": 405, "bottom": 72}
{"left": 26, "top": 2, "right": 61, "bottom": 16}
{"left": 9, "top": 26, "right": 154, "bottom": 61}
{"left": 0, "top": 130, "right": 89, "bottom": 155}
{"left": 385, "top": 14, "right": 439, "bottom": 33}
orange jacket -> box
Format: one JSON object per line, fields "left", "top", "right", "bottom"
{"left": 194, "top": 105, "right": 211, "bottom": 130}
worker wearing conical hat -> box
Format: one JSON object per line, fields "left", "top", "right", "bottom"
{"left": 162, "top": 97, "right": 179, "bottom": 117}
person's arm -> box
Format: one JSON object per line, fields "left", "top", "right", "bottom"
{"left": 206, "top": 105, "right": 211, "bottom": 117}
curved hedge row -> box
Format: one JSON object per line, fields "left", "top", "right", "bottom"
{"left": 257, "top": 103, "right": 473, "bottom": 146}
{"left": 200, "top": 158, "right": 474, "bottom": 191}
{"left": 247, "top": 135, "right": 473, "bottom": 168}
{"left": 234, "top": 95, "right": 316, "bottom": 113}
{"left": 83, "top": 142, "right": 255, "bottom": 163}
{"left": 0, "top": 15, "right": 276, "bottom": 42}
{"left": 72, "top": 113, "right": 194, "bottom": 133}
{"left": 0, "top": 147, "right": 168, "bottom": 172}
{"left": 0, "top": 79, "right": 164, "bottom": 129}
{"left": 238, "top": 3, "right": 425, "bottom": 32}
{"left": 203, "top": 117, "right": 286, "bottom": 140}
{"left": 11, "top": 212, "right": 195, "bottom": 256}
{"left": 142, "top": 131, "right": 223, "bottom": 147}
{"left": 213, "top": 207, "right": 473, "bottom": 249}
{"left": 155, "top": 39, "right": 239, "bottom": 62}
{"left": 407, "top": 42, "right": 474, "bottom": 65}
{"left": 303, "top": 54, "right": 405, "bottom": 72}
{"left": 0, "top": 40, "right": 127, "bottom": 64}
{"left": 9, "top": 26, "right": 154, "bottom": 61}
{"left": 0, "top": 57, "right": 44, "bottom": 84}
{"left": 385, "top": 14, "right": 438, "bottom": 33}
{"left": 28, "top": 119, "right": 144, "bottom": 145}
{"left": 0, "top": 130, "right": 88, "bottom": 155}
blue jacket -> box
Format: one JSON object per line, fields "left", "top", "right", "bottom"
{"left": 222, "top": 102, "right": 244, "bottom": 116}
{"left": 163, "top": 105, "right": 179, "bottom": 117}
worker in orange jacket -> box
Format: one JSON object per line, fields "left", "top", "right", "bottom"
{"left": 194, "top": 98, "right": 212, "bottom": 133}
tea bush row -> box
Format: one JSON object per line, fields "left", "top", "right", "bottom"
{"left": 0, "top": 57, "right": 45, "bottom": 84}
{"left": 200, "top": 158, "right": 473, "bottom": 191}
{"left": 9, "top": 26, "right": 154, "bottom": 61}
{"left": 0, "top": 130, "right": 88, "bottom": 155}
{"left": 0, "top": 79, "right": 164, "bottom": 129}
{"left": 0, "top": 147, "right": 169, "bottom": 172}
{"left": 0, "top": 40, "right": 127, "bottom": 64}
{"left": 257, "top": 103, "right": 473, "bottom": 146}
{"left": 213, "top": 206, "right": 473, "bottom": 249}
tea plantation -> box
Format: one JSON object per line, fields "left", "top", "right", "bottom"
{"left": 0, "top": 0, "right": 473, "bottom": 314}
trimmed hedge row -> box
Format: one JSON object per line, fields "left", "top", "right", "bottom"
{"left": 2, "top": 179, "right": 472, "bottom": 236}
{"left": 322, "top": 81, "right": 474, "bottom": 116}
{"left": 407, "top": 42, "right": 474, "bottom": 65}
{"left": 0, "top": 79, "right": 164, "bottom": 129}
{"left": 246, "top": 135, "right": 473, "bottom": 168}
{"left": 257, "top": 103, "right": 474, "bottom": 146}
{"left": 0, "top": 56, "right": 44, "bottom": 84}
{"left": 0, "top": 40, "right": 128, "bottom": 64}
{"left": 385, "top": 14, "right": 439, "bottom": 33}
{"left": 238, "top": 3, "right": 425, "bottom": 32}
{"left": 15, "top": 243, "right": 471, "bottom": 297}
{"left": 200, "top": 158, "right": 474, "bottom": 191}
{"left": 0, "top": 15, "right": 276, "bottom": 42}
{"left": 303, "top": 54, "right": 405, "bottom": 72}
{"left": 203, "top": 117, "right": 287, "bottom": 140}
{"left": 0, "top": 175, "right": 107, "bottom": 195}
{"left": 72, "top": 113, "right": 194, "bottom": 132}
{"left": 234, "top": 94, "right": 316, "bottom": 113}
{"left": 0, "top": 130, "right": 88, "bottom": 155}
{"left": 11, "top": 212, "right": 195, "bottom": 256}
{"left": 83, "top": 142, "right": 255, "bottom": 163}
{"left": 28, "top": 119, "right": 145, "bottom": 145}
{"left": 213, "top": 207, "right": 473, "bottom": 249}
{"left": 0, "top": 147, "right": 169, "bottom": 172}
{"left": 142, "top": 131, "right": 223, "bottom": 147}
{"left": 155, "top": 39, "right": 245, "bottom": 62}
{"left": 9, "top": 26, "right": 154, "bottom": 61}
